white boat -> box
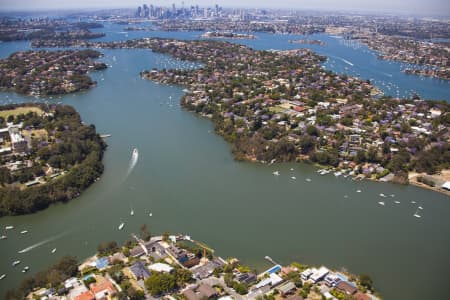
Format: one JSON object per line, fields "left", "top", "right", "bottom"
{"left": 378, "top": 201, "right": 385, "bottom": 206}
{"left": 291, "top": 176, "right": 296, "bottom": 180}
{"left": 149, "top": 212, "right": 153, "bottom": 217}
{"left": 20, "top": 230, "right": 28, "bottom": 234}
{"left": 118, "top": 223, "right": 125, "bottom": 230}
{"left": 411, "top": 201, "right": 416, "bottom": 204}
{"left": 130, "top": 210, "right": 134, "bottom": 216}
{"left": 334, "top": 171, "right": 342, "bottom": 177}
{"left": 390, "top": 194, "right": 395, "bottom": 197}
{"left": 272, "top": 171, "right": 280, "bottom": 176}
{"left": 379, "top": 193, "right": 386, "bottom": 197}
{"left": 0, "top": 274, "right": 6, "bottom": 280}
{"left": 0, "top": 235, "right": 6, "bottom": 240}
{"left": 394, "top": 201, "right": 400, "bottom": 204}
{"left": 22, "top": 266, "right": 29, "bottom": 273}
{"left": 356, "top": 189, "right": 362, "bottom": 193}
{"left": 305, "top": 178, "right": 311, "bottom": 182}
{"left": 290, "top": 168, "right": 294, "bottom": 171}
{"left": 51, "top": 248, "right": 56, "bottom": 254}
{"left": 418, "top": 206, "right": 423, "bottom": 210}
{"left": 12, "top": 260, "right": 21, "bottom": 266}
{"left": 5, "top": 226, "right": 14, "bottom": 230}
{"left": 132, "top": 148, "right": 139, "bottom": 158}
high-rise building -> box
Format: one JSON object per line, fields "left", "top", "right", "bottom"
{"left": 143, "top": 4, "right": 149, "bottom": 18}
{"left": 135, "top": 6, "right": 142, "bottom": 18}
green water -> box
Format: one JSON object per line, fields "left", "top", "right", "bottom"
{"left": 0, "top": 47, "right": 449, "bottom": 300}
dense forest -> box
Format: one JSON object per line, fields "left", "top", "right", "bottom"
{"left": 0, "top": 103, "right": 106, "bottom": 216}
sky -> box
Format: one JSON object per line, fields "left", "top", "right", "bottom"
{"left": 0, "top": 0, "right": 449, "bottom": 16}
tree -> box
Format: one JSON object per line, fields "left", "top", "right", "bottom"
{"left": 359, "top": 274, "right": 373, "bottom": 291}
{"left": 144, "top": 272, "right": 177, "bottom": 296}
{"left": 140, "top": 224, "right": 151, "bottom": 242}
{"left": 97, "top": 241, "right": 119, "bottom": 256}
{"left": 306, "top": 125, "right": 320, "bottom": 137}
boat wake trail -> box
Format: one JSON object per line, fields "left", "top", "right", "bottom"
{"left": 125, "top": 148, "right": 139, "bottom": 179}
{"left": 330, "top": 55, "right": 354, "bottom": 67}
{"left": 340, "top": 57, "right": 354, "bottom": 66}
{"left": 18, "top": 231, "right": 71, "bottom": 254}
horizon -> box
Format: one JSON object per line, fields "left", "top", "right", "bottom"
{"left": 1, "top": 1, "right": 450, "bottom": 17}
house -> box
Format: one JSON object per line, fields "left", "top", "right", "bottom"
{"left": 324, "top": 273, "right": 341, "bottom": 287}
{"left": 255, "top": 273, "right": 283, "bottom": 289}
{"left": 336, "top": 281, "right": 357, "bottom": 295}
{"left": 74, "top": 290, "right": 95, "bottom": 300}
{"left": 277, "top": 281, "right": 296, "bottom": 296}
{"left": 129, "top": 245, "right": 145, "bottom": 257}
{"left": 182, "top": 283, "right": 217, "bottom": 300}
{"left": 310, "top": 266, "right": 329, "bottom": 283}
{"left": 300, "top": 268, "right": 313, "bottom": 281}
{"left": 90, "top": 278, "right": 117, "bottom": 299}
{"left": 148, "top": 262, "right": 174, "bottom": 273}
{"left": 129, "top": 261, "right": 151, "bottom": 280}
{"left": 235, "top": 272, "right": 257, "bottom": 285}
{"left": 9, "top": 126, "right": 28, "bottom": 153}
{"left": 95, "top": 257, "right": 109, "bottom": 270}
{"left": 191, "top": 258, "right": 225, "bottom": 279}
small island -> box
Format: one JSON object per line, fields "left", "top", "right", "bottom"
{"left": 6, "top": 231, "right": 380, "bottom": 300}
{"left": 0, "top": 103, "right": 106, "bottom": 216}
{"left": 201, "top": 31, "right": 256, "bottom": 39}
{"left": 0, "top": 49, "right": 107, "bottom": 97}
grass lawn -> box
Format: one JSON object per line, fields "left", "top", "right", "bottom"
{"left": 0, "top": 107, "right": 44, "bottom": 119}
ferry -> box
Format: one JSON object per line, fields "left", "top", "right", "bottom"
{"left": 12, "top": 260, "right": 21, "bottom": 266}
{"left": 0, "top": 274, "right": 6, "bottom": 280}
{"left": 118, "top": 223, "right": 125, "bottom": 230}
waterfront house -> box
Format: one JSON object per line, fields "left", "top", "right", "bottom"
{"left": 277, "top": 281, "right": 296, "bottom": 296}
{"left": 310, "top": 266, "right": 329, "bottom": 283}
{"left": 336, "top": 281, "right": 357, "bottom": 295}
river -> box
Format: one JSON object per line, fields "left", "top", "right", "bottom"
{"left": 0, "top": 24, "right": 449, "bottom": 300}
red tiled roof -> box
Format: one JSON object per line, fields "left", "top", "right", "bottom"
{"left": 74, "top": 291, "right": 94, "bottom": 300}
{"left": 90, "top": 279, "right": 116, "bottom": 295}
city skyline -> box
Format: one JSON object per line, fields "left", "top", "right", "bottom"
{"left": 1, "top": 0, "right": 450, "bottom": 16}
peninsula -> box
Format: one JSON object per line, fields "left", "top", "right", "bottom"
{"left": 0, "top": 103, "right": 106, "bottom": 216}
{"left": 0, "top": 49, "right": 107, "bottom": 97}
{"left": 7, "top": 232, "right": 380, "bottom": 300}
{"left": 29, "top": 37, "right": 450, "bottom": 193}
